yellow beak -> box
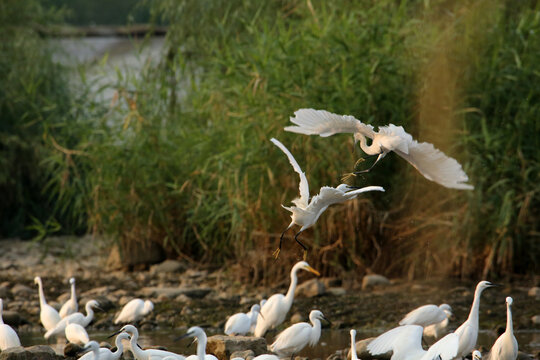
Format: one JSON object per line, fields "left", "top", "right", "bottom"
{"left": 306, "top": 265, "right": 320, "bottom": 276}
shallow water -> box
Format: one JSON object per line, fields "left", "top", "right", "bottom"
{"left": 19, "top": 328, "right": 540, "bottom": 358}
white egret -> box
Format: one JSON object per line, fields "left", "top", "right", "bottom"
{"left": 486, "top": 297, "right": 518, "bottom": 360}
{"left": 111, "top": 324, "right": 185, "bottom": 360}
{"left": 400, "top": 303, "right": 452, "bottom": 327}
{"left": 423, "top": 304, "right": 453, "bottom": 339}
{"left": 285, "top": 108, "right": 474, "bottom": 190}
{"left": 270, "top": 137, "right": 385, "bottom": 258}
{"left": 252, "top": 355, "right": 280, "bottom": 360}
{"left": 367, "top": 325, "right": 459, "bottom": 360}
{"left": 34, "top": 276, "right": 62, "bottom": 331}
{"left": 473, "top": 350, "right": 482, "bottom": 360}
{"left": 248, "top": 299, "right": 266, "bottom": 334}
{"left": 454, "top": 281, "right": 497, "bottom": 358}
{"left": 0, "top": 298, "right": 21, "bottom": 350}
{"left": 177, "top": 326, "right": 218, "bottom": 360}
{"left": 79, "top": 332, "right": 130, "bottom": 360}
{"left": 45, "top": 300, "right": 100, "bottom": 339}
{"left": 60, "top": 277, "right": 78, "bottom": 318}
{"left": 114, "top": 299, "right": 154, "bottom": 324}
{"left": 225, "top": 304, "right": 261, "bottom": 336}
{"left": 254, "top": 261, "right": 320, "bottom": 337}
{"left": 79, "top": 341, "right": 101, "bottom": 360}
{"left": 269, "top": 310, "right": 328, "bottom": 358}
{"left": 66, "top": 322, "right": 89, "bottom": 345}
{"left": 349, "top": 329, "right": 358, "bottom": 360}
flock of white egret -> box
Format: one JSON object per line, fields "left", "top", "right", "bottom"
{"left": 0, "top": 109, "right": 521, "bottom": 360}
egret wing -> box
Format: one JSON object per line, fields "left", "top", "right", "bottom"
{"left": 367, "top": 325, "right": 423, "bottom": 357}
{"left": 308, "top": 185, "right": 384, "bottom": 213}
{"left": 377, "top": 124, "right": 413, "bottom": 154}
{"left": 115, "top": 299, "right": 143, "bottom": 323}
{"left": 271, "top": 323, "right": 312, "bottom": 354}
{"left": 394, "top": 141, "right": 474, "bottom": 190}
{"left": 271, "top": 138, "right": 309, "bottom": 208}
{"left": 421, "top": 332, "right": 459, "bottom": 360}
{"left": 286, "top": 109, "right": 375, "bottom": 138}
{"left": 399, "top": 304, "right": 446, "bottom": 327}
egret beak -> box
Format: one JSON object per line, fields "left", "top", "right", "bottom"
{"left": 259, "top": 312, "right": 265, "bottom": 320}
{"left": 108, "top": 329, "right": 122, "bottom": 338}
{"left": 95, "top": 305, "right": 104, "bottom": 312}
{"left": 322, "top": 315, "right": 332, "bottom": 326}
{"left": 77, "top": 345, "right": 93, "bottom": 355}
{"left": 306, "top": 265, "right": 320, "bottom": 276}
{"left": 174, "top": 332, "right": 193, "bottom": 342}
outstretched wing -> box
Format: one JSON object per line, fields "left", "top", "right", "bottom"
{"left": 285, "top": 109, "right": 375, "bottom": 138}
{"left": 271, "top": 138, "right": 309, "bottom": 208}
{"left": 367, "top": 325, "right": 423, "bottom": 358}
{"left": 421, "top": 333, "right": 459, "bottom": 360}
{"left": 399, "top": 304, "right": 446, "bottom": 327}
{"left": 394, "top": 141, "right": 474, "bottom": 190}
{"left": 308, "top": 185, "right": 384, "bottom": 214}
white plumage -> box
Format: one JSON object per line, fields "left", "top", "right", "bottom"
{"left": 349, "top": 329, "right": 358, "bottom": 360}
{"left": 45, "top": 300, "right": 100, "bottom": 339}
{"left": 285, "top": 108, "right": 474, "bottom": 190}
{"left": 400, "top": 303, "right": 452, "bottom": 327}
{"left": 454, "top": 281, "right": 496, "bottom": 358}
{"left": 0, "top": 298, "right": 21, "bottom": 350}
{"left": 485, "top": 297, "right": 518, "bottom": 360}
{"left": 114, "top": 299, "right": 154, "bottom": 324}
{"left": 270, "top": 310, "right": 327, "bottom": 358}
{"left": 423, "top": 304, "right": 453, "bottom": 339}
{"left": 271, "top": 137, "right": 385, "bottom": 257}
{"left": 65, "top": 322, "right": 89, "bottom": 345}
{"left": 115, "top": 324, "right": 185, "bottom": 360}
{"left": 225, "top": 304, "right": 261, "bottom": 336}
{"left": 254, "top": 261, "right": 320, "bottom": 337}
{"left": 78, "top": 332, "right": 130, "bottom": 360}
{"left": 367, "top": 325, "right": 459, "bottom": 360}
{"left": 34, "top": 276, "right": 61, "bottom": 331}
{"left": 473, "top": 350, "right": 482, "bottom": 360}
{"left": 79, "top": 341, "right": 101, "bottom": 360}
{"left": 248, "top": 299, "right": 266, "bottom": 334}
{"left": 180, "top": 326, "right": 218, "bottom": 360}
{"left": 59, "top": 277, "right": 78, "bottom": 318}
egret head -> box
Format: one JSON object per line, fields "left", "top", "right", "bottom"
{"left": 506, "top": 297, "right": 513, "bottom": 306}
{"left": 69, "top": 277, "right": 76, "bottom": 285}
{"left": 80, "top": 341, "right": 100, "bottom": 354}
{"left": 293, "top": 261, "right": 320, "bottom": 276}
{"left": 143, "top": 300, "right": 154, "bottom": 313}
{"left": 176, "top": 326, "right": 205, "bottom": 342}
{"left": 86, "top": 300, "right": 101, "bottom": 310}
{"left": 34, "top": 276, "right": 41, "bottom": 285}
{"left": 476, "top": 281, "right": 497, "bottom": 292}
{"left": 115, "top": 332, "right": 131, "bottom": 342}
{"left": 250, "top": 304, "right": 261, "bottom": 313}
{"left": 349, "top": 329, "right": 356, "bottom": 338}
{"left": 472, "top": 350, "right": 482, "bottom": 360}
{"left": 260, "top": 299, "right": 267, "bottom": 307}
{"left": 109, "top": 324, "right": 137, "bottom": 338}
{"left": 309, "top": 310, "right": 329, "bottom": 323}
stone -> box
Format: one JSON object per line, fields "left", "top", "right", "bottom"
{"left": 2, "top": 311, "right": 28, "bottom": 326}
{"left": 150, "top": 260, "right": 186, "bottom": 274}
{"left": 140, "top": 287, "right": 212, "bottom": 299}
{"left": 295, "top": 279, "right": 325, "bottom": 298}
{"left": 321, "top": 278, "right": 342, "bottom": 288}
{"left": 0, "top": 285, "right": 9, "bottom": 298}
{"left": 207, "top": 335, "right": 267, "bottom": 360}
{"left": 290, "top": 312, "right": 304, "bottom": 324}
{"left": 230, "top": 350, "right": 254, "bottom": 360}
{"left": 106, "top": 243, "right": 165, "bottom": 271}
{"left": 0, "top": 345, "right": 63, "bottom": 360}
{"left": 531, "top": 315, "right": 540, "bottom": 325}
{"left": 361, "top": 275, "right": 390, "bottom": 290}
{"left": 327, "top": 287, "right": 347, "bottom": 296}
{"left": 528, "top": 287, "right": 540, "bottom": 298}
{"left": 64, "top": 343, "right": 83, "bottom": 357}
{"left": 11, "top": 284, "right": 33, "bottom": 296}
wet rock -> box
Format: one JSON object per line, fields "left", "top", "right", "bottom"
{"left": 106, "top": 243, "right": 165, "bottom": 271}
{"left": 295, "top": 279, "right": 325, "bottom": 298}
{"left": 2, "top": 311, "right": 29, "bottom": 326}
{"left": 230, "top": 350, "right": 254, "bottom": 360}
{"left": 321, "top": 278, "right": 342, "bottom": 288}
{"left": 11, "top": 284, "right": 33, "bottom": 297}
{"left": 140, "top": 287, "right": 212, "bottom": 299}
{"left": 361, "top": 275, "right": 390, "bottom": 290}
{"left": 0, "top": 345, "right": 63, "bottom": 360}
{"left": 207, "top": 335, "right": 267, "bottom": 360}
{"left": 327, "top": 287, "right": 347, "bottom": 296}
{"left": 0, "top": 285, "right": 9, "bottom": 298}
{"left": 531, "top": 315, "right": 540, "bottom": 325}
{"left": 64, "top": 343, "right": 83, "bottom": 357}
{"left": 150, "top": 260, "right": 186, "bottom": 274}
{"left": 528, "top": 287, "right": 540, "bottom": 299}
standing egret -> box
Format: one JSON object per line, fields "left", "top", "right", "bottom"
{"left": 269, "top": 310, "right": 328, "bottom": 359}
{"left": 0, "top": 299, "right": 21, "bottom": 350}
{"left": 66, "top": 322, "right": 90, "bottom": 345}
{"left": 248, "top": 299, "right": 266, "bottom": 334}
{"left": 486, "top": 297, "right": 518, "bottom": 360}
{"left": 45, "top": 300, "right": 101, "bottom": 339}
{"left": 177, "top": 326, "right": 218, "bottom": 360}
{"left": 285, "top": 109, "right": 474, "bottom": 190}
{"left": 270, "top": 137, "right": 385, "bottom": 258}
{"left": 34, "top": 276, "right": 61, "bottom": 331}
{"left": 79, "top": 332, "right": 130, "bottom": 360}
{"left": 349, "top": 329, "right": 359, "bottom": 360}
{"left": 79, "top": 341, "right": 101, "bottom": 360}
{"left": 110, "top": 324, "right": 185, "bottom": 360}
{"left": 423, "top": 305, "right": 453, "bottom": 339}
{"left": 225, "top": 304, "right": 261, "bottom": 336}
{"left": 454, "top": 281, "right": 497, "bottom": 358}
{"left": 114, "top": 299, "right": 154, "bottom": 324}
{"left": 60, "top": 277, "right": 78, "bottom": 318}
{"left": 367, "top": 325, "right": 459, "bottom": 360}
{"left": 400, "top": 304, "right": 452, "bottom": 327}
{"left": 254, "top": 261, "right": 320, "bottom": 337}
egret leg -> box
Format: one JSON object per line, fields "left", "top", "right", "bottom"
{"left": 354, "top": 153, "right": 385, "bottom": 174}
{"left": 293, "top": 231, "right": 307, "bottom": 259}
{"left": 273, "top": 229, "right": 288, "bottom": 259}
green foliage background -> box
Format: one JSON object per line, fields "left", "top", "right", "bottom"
{"left": 1, "top": 0, "right": 538, "bottom": 279}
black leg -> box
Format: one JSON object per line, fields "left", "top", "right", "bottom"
{"left": 294, "top": 231, "right": 308, "bottom": 259}
{"left": 273, "top": 228, "right": 288, "bottom": 259}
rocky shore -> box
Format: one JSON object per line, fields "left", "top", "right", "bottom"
{"left": 0, "top": 236, "right": 539, "bottom": 360}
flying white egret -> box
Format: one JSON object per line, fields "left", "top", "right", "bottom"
{"left": 177, "top": 326, "right": 218, "bottom": 360}
{"left": 285, "top": 109, "right": 474, "bottom": 190}
{"left": 0, "top": 298, "right": 21, "bottom": 350}
{"left": 79, "top": 332, "right": 130, "bottom": 360}
{"left": 79, "top": 341, "right": 101, "bottom": 360}
{"left": 349, "top": 329, "right": 358, "bottom": 360}
{"left": 367, "top": 325, "right": 459, "bottom": 360}
{"left": 400, "top": 303, "right": 453, "bottom": 327}
{"left": 423, "top": 304, "right": 453, "bottom": 339}
{"left": 114, "top": 299, "right": 154, "bottom": 324}
{"left": 270, "top": 137, "right": 385, "bottom": 258}
{"left": 60, "top": 277, "right": 78, "bottom": 318}
{"left": 454, "top": 281, "right": 497, "bottom": 358}
{"left": 225, "top": 304, "right": 262, "bottom": 336}
{"left": 270, "top": 310, "right": 328, "bottom": 358}
{"left": 66, "top": 322, "right": 89, "bottom": 345}
{"left": 248, "top": 299, "right": 266, "bottom": 334}
{"left": 254, "top": 261, "right": 320, "bottom": 337}
{"left": 45, "top": 300, "right": 100, "bottom": 339}
{"left": 111, "top": 324, "right": 185, "bottom": 360}
{"left": 473, "top": 350, "right": 482, "bottom": 360}
{"left": 34, "top": 276, "right": 62, "bottom": 331}
{"left": 486, "top": 297, "right": 518, "bottom": 360}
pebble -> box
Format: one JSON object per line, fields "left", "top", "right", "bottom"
{"left": 528, "top": 287, "right": 540, "bottom": 299}
{"left": 361, "top": 274, "right": 390, "bottom": 290}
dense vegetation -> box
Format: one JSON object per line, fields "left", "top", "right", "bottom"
{"left": 1, "top": 0, "right": 538, "bottom": 280}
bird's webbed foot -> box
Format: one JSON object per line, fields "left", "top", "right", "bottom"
{"left": 272, "top": 247, "right": 281, "bottom": 259}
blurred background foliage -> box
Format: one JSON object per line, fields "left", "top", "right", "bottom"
{"left": 0, "top": 0, "right": 538, "bottom": 281}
